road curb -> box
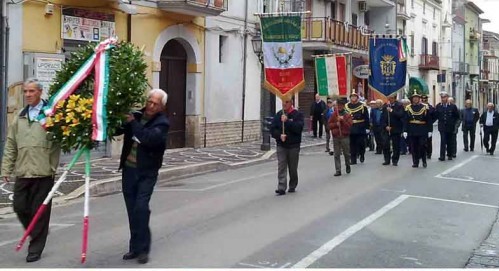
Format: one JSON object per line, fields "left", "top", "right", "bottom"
{"left": 0, "top": 141, "right": 324, "bottom": 216}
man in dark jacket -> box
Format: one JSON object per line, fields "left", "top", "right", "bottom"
{"left": 346, "top": 92, "right": 369, "bottom": 164}
{"left": 480, "top": 102, "right": 499, "bottom": 155}
{"left": 118, "top": 89, "right": 169, "bottom": 264}
{"left": 421, "top": 95, "right": 436, "bottom": 159}
{"left": 370, "top": 100, "right": 384, "bottom": 154}
{"left": 310, "top": 93, "right": 326, "bottom": 138}
{"left": 272, "top": 98, "right": 304, "bottom": 195}
{"left": 460, "top": 99, "right": 480, "bottom": 152}
{"left": 435, "top": 92, "right": 460, "bottom": 161}
{"left": 380, "top": 95, "right": 404, "bottom": 166}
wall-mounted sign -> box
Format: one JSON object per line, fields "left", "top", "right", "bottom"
{"left": 61, "top": 8, "right": 115, "bottom": 42}
{"left": 24, "top": 53, "right": 65, "bottom": 100}
{"left": 353, "top": 64, "right": 369, "bottom": 79}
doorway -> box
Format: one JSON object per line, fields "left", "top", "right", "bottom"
{"left": 160, "top": 39, "right": 187, "bottom": 149}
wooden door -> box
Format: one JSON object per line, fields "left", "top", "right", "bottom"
{"left": 160, "top": 40, "right": 187, "bottom": 149}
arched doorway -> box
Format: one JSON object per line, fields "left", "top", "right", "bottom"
{"left": 160, "top": 39, "right": 187, "bottom": 148}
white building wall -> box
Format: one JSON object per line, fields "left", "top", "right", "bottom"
{"left": 205, "top": 0, "right": 260, "bottom": 123}
{"left": 7, "top": 3, "right": 23, "bottom": 86}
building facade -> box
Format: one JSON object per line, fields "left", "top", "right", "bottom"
{"left": 482, "top": 31, "right": 499, "bottom": 108}
{"left": 463, "top": 1, "right": 483, "bottom": 109}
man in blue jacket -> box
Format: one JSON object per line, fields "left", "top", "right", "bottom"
{"left": 118, "top": 89, "right": 170, "bottom": 264}
{"left": 460, "top": 99, "right": 480, "bottom": 152}
{"left": 271, "top": 98, "right": 304, "bottom": 195}
{"left": 435, "top": 92, "right": 460, "bottom": 161}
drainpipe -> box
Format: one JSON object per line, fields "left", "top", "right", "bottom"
{"left": 241, "top": 0, "right": 248, "bottom": 142}
{"left": 0, "top": 0, "right": 7, "bottom": 160}
{"left": 127, "top": 0, "right": 132, "bottom": 42}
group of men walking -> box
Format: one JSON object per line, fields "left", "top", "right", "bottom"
{"left": 271, "top": 91, "right": 499, "bottom": 196}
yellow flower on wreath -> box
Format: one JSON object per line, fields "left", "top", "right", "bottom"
{"left": 45, "top": 116, "right": 54, "bottom": 128}
{"left": 54, "top": 113, "right": 63, "bottom": 123}
{"left": 66, "top": 100, "right": 76, "bottom": 112}
{"left": 62, "top": 126, "right": 71, "bottom": 136}
{"left": 82, "top": 109, "right": 92, "bottom": 120}
{"left": 70, "top": 118, "right": 80, "bottom": 127}
{"left": 56, "top": 100, "right": 65, "bottom": 109}
{"left": 65, "top": 112, "right": 75, "bottom": 123}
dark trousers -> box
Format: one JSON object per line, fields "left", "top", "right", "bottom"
{"left": 277, "top": 146, "right": 300, "bottom": 191}
{"left": 350, "top": 134, "right": 366, "bottom": 163}
{"left": 463, "top": 127, "right": 476, "bottom": 151}
{"left": 383, "top": 133, "right": 401, "bottom": 163}
{"left": 312, "top": 115, "right": 323, "bottom": 137}
{"left": 325, "top": 128, "right": 331, "bottom": 151}
{"left": 13, "top": 176, "right": 54, "bottom": 255}
{"left": 373, "top": 127, "right": 383, "bottom": 153}
{"left": 400, "top": 137, "right": 408, "bottom": 154}
{"left": 122, "top": 166, "right": 158, "bottom": 255}
{"left": 439, "top": 132, "right": 455, "bottom": 158}
{"left": 409, "top": 135, "right": 427, "bottom": 166}
{"left": 483, "top": 127, "right": 499, "bottom": 154}
{"left": 426, "top": 136, "right": 433, "bottom": 157}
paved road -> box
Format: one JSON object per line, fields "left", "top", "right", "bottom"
{"left": 0, "top": 134, "right": 498, "bottom": 268}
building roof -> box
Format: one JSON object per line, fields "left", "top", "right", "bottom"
{"left": 465, "top": 1, "right": 485, "bottom": 14}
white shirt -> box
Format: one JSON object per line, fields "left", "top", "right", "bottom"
{"left": 486, "top": 111, "right": 494, "bottom": 126}
{"left": 28, "top": 100, "right": 44, "bottom": 121}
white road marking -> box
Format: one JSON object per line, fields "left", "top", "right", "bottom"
{"left": 291, "top": 195, "right": 410, "bottom": 268}
{"left": 435, "top": 155, "right": 478, "bottom": 177}
{"left": 279, "top": 262, "right": 292, "bottom": 268}
{"left": 436, "top": 176, "right": 499, "bottom": 187}
{"left": 407, "top": 195, "right": 499, "bottom": 209}
{"left": 238, "top": 262, "right": 267, "bottom": 268}
{"left": 155, "top": 172, "right": 274, "bottom": 192}
{"left": 380, "top": 188, "right": 407, "bottom": 193}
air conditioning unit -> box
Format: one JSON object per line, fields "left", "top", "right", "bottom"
{"left": 359, "top": 1, "right": 367, "bottom": 12}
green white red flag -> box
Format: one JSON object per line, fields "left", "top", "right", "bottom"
{"left": 260, "top": 15, "right": 305, "bottom": 100}
{"left": 314, "top": 55, "right": 348, "bottom": 97}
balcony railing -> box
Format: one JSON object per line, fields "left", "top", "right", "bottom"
{"left": 419, "top": 54, "right": 439, "bottom": 70}
{"left": 301, "top": 17, "right": 371, "bottom": 51}
{"left": 157, "top": 0, "right": 227, "bottom": 17}
{"left": 453, "top": 61, "right": 469, "bottom": 74}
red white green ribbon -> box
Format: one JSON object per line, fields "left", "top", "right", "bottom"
{"left": 39, "top": 37, "right": 117, "bottom": 142}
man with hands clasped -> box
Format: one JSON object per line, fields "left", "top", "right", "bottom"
{"left": 403, "top": 90, "right": 432, "bottom": 168}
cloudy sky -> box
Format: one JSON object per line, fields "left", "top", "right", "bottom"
{"left": 472, "top": 0, "right": 499, "bottom": 32}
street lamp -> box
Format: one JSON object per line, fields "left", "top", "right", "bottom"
{"left": 251, "top": 32, "right": 273, "bottom": 151}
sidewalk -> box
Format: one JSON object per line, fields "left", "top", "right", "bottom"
{"left": 0, "top": 133, "right": 327, "bottom": 214}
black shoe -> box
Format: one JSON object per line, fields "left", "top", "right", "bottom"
{"left": 427, "top": 155, "right": 432, "bottom": 159}
{"left": 438, "top": 157, "right": 445, "bottom": 161}
{"left": 123, "top": 252, "right": 138, "bottom": 260}
{"left": 325, "top": 149, "right": 330, "bottom": 152}
{"left": 346, "top": 165, "right": 351, "bottom": 173}
{"left": 464, "top": 148, "right": 469, "bottom": 152}
{"left": 401, "top": 152, "right": 407, "bottom": 155}
{"left": 392, "top": 162, "right": 398, "bottom": 166}
{"left": 448, "top": 156, "right": 453, "bottom": 161}
{"left": 423, "top": 162, "right": 427, "bottom": 168}
{"left": 137, "top": 253, "right": 149, "bottom": 264}
{"left": 351, "top": 161, "right": 357, "bottom": 165}
{"left": 275, "top": 189, "right": 286, "bottom": 196}
{"left": 334, "top": 172, "right": 341, "bottom": 176}
{"left": 375, "top": 152, "right": 382, "bottom": 155}
{"left": 26, "top": 253, "right": 41, "bottom": 263}
{"left": 329, "top": 151, "right": 334, "bottom": 156}
{"left": 491, "top": 152, "right": 495, "bottom": 156}
{"left": 412, "top": 164, "right": 418, "bottom": 168}
{"left": 360, "top": 155, "right": 365, "bottom": 163}
{"left": 288, "top": 188, "right": 296, "bottom": 193}
{"left": 382, "top": 161, "right": 390, "bottom": 166}
{"left": 452, "top": 155, "right": 457, "bottom": 158}
{"left": 470, "top": 149, "right": 474, "bottom": 152}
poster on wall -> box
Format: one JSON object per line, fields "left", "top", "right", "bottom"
{"left": 61, "top": 8, "right": 115, "bottom": 42}
{"left": 36, "top": 57, "right": 64, "bottom": 98}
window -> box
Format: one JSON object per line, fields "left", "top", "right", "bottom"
{"left": 422, "top": 37, "right": 428, "bottom": 55}
{"left": 352, "top": 13, "right": 358, "bottom": 26}
{"left": 331, "top": 1, "right": 336, "bottom": 19}
{"left": 432, "top": 41, "right": 438, "bottom": 56}
{"left": 219, "top": 35, "right": 227, "bottom": 63}
{"left": 423, "top": 1, "right": 426, "bottom": 14}
{"left": 433, "top": 7, "right": 435, "bottom": 19}
{"left": 411, "top": 0, "right": 414, "bottom": 8}
{"left": 339, "top": 3, "right": 345, "bottom": 21}
{"left": 410, "top": 34, "right": 415, "bottom": 56}
{"left": 364, "top": 10, "right": 370, "bottom": 25}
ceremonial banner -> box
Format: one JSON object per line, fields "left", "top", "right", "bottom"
{"left": 261, "top": 15, "right": 305, "bottom": 100}
{"left": 315, "top": 55, "right": 348, "bottom": 97}
{"left": 368, "top": 37, "right": 407, "bottom": 98}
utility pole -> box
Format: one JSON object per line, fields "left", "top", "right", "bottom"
{"left": 0, "top": 0, "right": 7, "bottom": 161}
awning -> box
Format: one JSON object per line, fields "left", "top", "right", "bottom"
{"left": 409, "top": 77, "right": 429, "bottom": 95}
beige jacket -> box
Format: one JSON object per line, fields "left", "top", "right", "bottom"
{"left": 1, "top": 106, "right": 60, "bottom": 178}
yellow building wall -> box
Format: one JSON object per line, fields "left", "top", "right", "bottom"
{"left": 22, "top": 0, "right": 205, "bottom": 88}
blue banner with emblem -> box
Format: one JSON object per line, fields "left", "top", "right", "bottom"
{"left": 368, "top": 37, "right": 407, "bottom": 98}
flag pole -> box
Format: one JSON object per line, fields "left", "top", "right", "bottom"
{"left": 81, "top": 148, "right": 91, "bottom": 263}
{"left": 16, "top": 147, "right": 86, "bottom": 252}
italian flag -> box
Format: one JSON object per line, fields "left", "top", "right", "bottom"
{"left": 261, "top": 15, "right": 305, "bottom": 100}
{"left": 398, "top": 37, "right": 409, "bottom": 62}
{"left": 315, "top": 55, "right": 348, "bottom": 97}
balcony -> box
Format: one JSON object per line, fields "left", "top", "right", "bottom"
{"left": 453, "top": 61, "right": 469, "bottom": 75}
{"left": 469, "top": 30, "right": 480, "bottom": 42}
{"left": 301, "top": 17, "right": 371, "bottom": 52}
{"left": 470, "top": 65, "right": 480, "bottom": 75}
{"left": 157, "top": 0, "right": 227, "bottom": 17}
{"left": 419, "top": 54, "right": 439, "bottom": 70}
{"left": 397, "top": 4, "right": 411, "bottom": 20}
